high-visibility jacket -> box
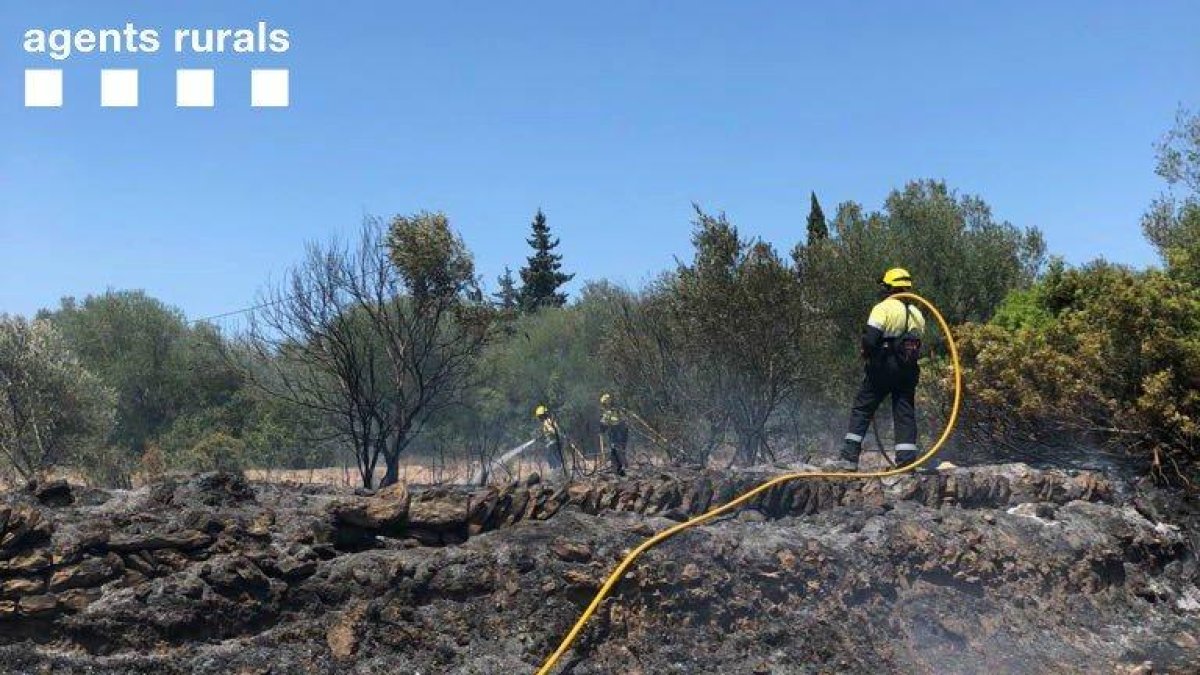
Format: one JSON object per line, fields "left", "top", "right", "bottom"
{"left": 540, "top": 417, "right": 561, "bottom": 443}
{"left": 862, "top": 296, "right": 925, "bottom": 359}
{"left": 600, "top": 406, "right": 622, "bottom": 427}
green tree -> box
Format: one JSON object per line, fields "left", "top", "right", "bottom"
{"left": 806, "top": 191, "right": 828, "bottom": 242}
{"left": 603, "top": 276, "right": 725, "bottom": 464}
{"left": 477, "top": 283, "right": 617, "bottom": 450}
{"left": 795, "top": 180, "right": 1046, "bottom": 361}
{"left": 0, "top": 316, "right": 116, "bottom": 482}
{"left": 1143, "top": 108, "right": 1200, "bottom": 284}
{"left": 519, "top": 209, "right": 573, "bottom": 311}
{"left": 249, "top": 215, "right": 495, "bottom": 488}
{"left": 41, "top": 291, "right": 243, "bottom": 462}
{"left": 492, "top": 266, "right": 520, "bottom": 311}
{"left": 674, "top": 209, "right": 818, "bottom": 465}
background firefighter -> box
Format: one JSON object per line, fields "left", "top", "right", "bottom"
{"left": 841, "top": 267, "right": 926, "bottom": 469}
{"left": 598, "top": 393, "right": 628, "bottom": 476}
{"left": 534, "top": 405, "right": 566, "bottom": 473}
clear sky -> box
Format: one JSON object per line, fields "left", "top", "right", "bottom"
{"left": 3, "top": 1, "right": 1197, "bottom": 326}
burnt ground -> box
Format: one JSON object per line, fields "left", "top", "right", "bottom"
{"left": 0, "top": 464, "right": 1197, "bottom": 674}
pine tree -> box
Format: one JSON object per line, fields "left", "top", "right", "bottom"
{"left": 518, "top": 209, "right": 573, "bottom": 310}
{"left": 492, "top": 266, "right": 519, "bottom": 310}
{"left": 807, "top": 191, "right": 829, "bottom": 242}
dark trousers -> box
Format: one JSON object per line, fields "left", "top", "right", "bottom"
{"left": 604, "top": 424, "right": 628, "bottom": 474}
{"left": 845, "top": 359, "right": 919, "bottom": 457}
{"left": 544, "top": 437, "right": 564, "bottom": 470}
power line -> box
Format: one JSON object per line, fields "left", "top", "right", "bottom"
{"left": 188, "top": 296, "right": 290, "bottom": 326}
{"left": 188, "top": 252, "right": 394, "bottom": 328}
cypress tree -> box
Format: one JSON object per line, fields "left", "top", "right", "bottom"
{"left": 807, "top": 191, "right": 829, "bottom": 242}
{"left": 518, "top": 209, "right": 573, "bottom": 310}
{"left": 492, "top": 266, "right": 519, "bottom": 310}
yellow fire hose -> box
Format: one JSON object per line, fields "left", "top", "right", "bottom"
{"left": 535, "top": 292, "right": 962, "bottom": 674}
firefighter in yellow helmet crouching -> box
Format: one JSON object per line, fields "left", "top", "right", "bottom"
{"left": 840, "top": 268, "right": 925, "bottom": 470}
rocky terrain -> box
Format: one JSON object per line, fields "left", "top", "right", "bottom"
{"left": 0, "top": 463, "right": 1197, "bottom": 674}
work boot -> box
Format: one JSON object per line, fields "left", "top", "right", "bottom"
{"left": 840, "top": 440, "right": 862, "bottom": 464}
{"left": 894, "top": 448, "right": 922, "bottom": 471}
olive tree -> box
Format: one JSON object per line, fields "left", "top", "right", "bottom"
{"left": 0, "top": 316, "right": 116, "bottom": 481}
{"left": 1144, "top": 108, "right": 1200, "bottom": 284}
{"left": 248, "top": 214, "right": 494, "bottom": 487}
{"left": 606, "top": 209, "right": 821, "bottom": 466}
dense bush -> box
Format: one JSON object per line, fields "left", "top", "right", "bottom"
{"left": 181, "top": 431, "right": 247, "bottom": 473}
{"left": 957, "top": 262, "right": 1200, "bottom": 481}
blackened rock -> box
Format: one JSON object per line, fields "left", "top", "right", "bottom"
{"left": 31, "top": 479, "right": 74, "bottom": 507}
{"left": 48, "top": 553, "right": 124, "bottom": 591}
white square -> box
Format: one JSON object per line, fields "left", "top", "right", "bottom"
{"left": 101, "top": 69, "right": 138, "bottom": 107}
{"left": 25, "top": 69, "right": 62, "bottom": 108}
{"left": 176, "top": 69, "right": 214, "bottom": 107}
{"left": 251, "top": 69, "right": 289, "bottom": 107}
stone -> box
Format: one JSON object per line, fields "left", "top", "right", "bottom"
{"left": 327, "top": 601, "right": 368, "bottom": 661}
{"left": 550, "top": 539, "right": 592, "bottom": 563}
{"left": 58, "top": 588, "right": 100, "bottom": 613}
{"left": 33, "top": 479, "right": 75, "bottom": 507}
{"left": 561, "top": 568, "right": 597, "bottom": 589}
{"left": 274, "top": 557, "right": 317, "bottom": 581}
{"left": 247, "top": 510, "right": 276, "bottom": 537}
{"left": 108, "top": 530, "right": 213, "bottom": 552}
{"left": 0, "top": 463, "right": 1189, "bottom": 673}
{"left": 0, "top": 577, "right": 45, "bottom": 598}
{"left": 17, "top": 593, "right": 59, "bottom": 617}
{"left": 51, "top": 527, "right": 110, "bottom": 565}
{"left": 737, "top": 509, "right": 767, "bottom": 522}
{"left": 0, "top": 507, "right": 50, "bottom": 552}
{"left": 408, "top": 493, "right": 468, "bottom": 531}
{"left": 680, "top": 563, "right": 703, "bottom": 586}
{"left": 0, "top": 549, "right": 52, "bottom": 575}
{"left": 48, "top": 553, "right": 124, "bottom": 591}
{"left": 201, "top": 555, "right": 272, "bottom": 598}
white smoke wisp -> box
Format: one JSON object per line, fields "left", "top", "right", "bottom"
{"left": 470, "top": 438, "right": 537, "bottom": 485}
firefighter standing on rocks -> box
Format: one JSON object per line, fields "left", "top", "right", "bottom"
{"left": 598, "top": 393, "right": 628, "bottom": 476}
{"left": 534, "top": 405, "right": 566, "bottom": 473}
{"left": 839, "top": 267, "right": 926, "bottom": 470}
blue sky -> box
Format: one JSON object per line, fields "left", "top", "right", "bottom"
{"left": 2, "top": 1, "right": 1197, "bottom": 325}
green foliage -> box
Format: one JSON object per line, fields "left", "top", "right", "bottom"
{"left": 806, "top": 191, "right": 828, "bottom": 242}
{"left": 477, "top": 283, "right": 616, "bottom": 446}
{"left": 796, "top": 180, "right": 1046, "bottom": 344}
{"left": 602, "top": 208, "right": 821, "bottom": 465}
{"left": 989, "top": 260, "right": 1060, "bottom": 331}
{"left": 387, "top": 211, "right": 476, "bottom": 302}
{"left": 181, "top": 431, "right": 247, "bottom": 473}
{"left": 41, "top": 291, "right": 243, "bottom": 460}
{"left": 677, "top": 209, "right": 818, "bottom": 463}
{"left": 492, "top": 266, "right": 520, "bottom": 311}
{"left": 958, "top": 264, "right": 1200, "bottom": 481}
{"left": 518, "top": 209, "right": 573, "bottom": 311}
{"left": 1144, "top": 109, "right": 1200, "bottom": 285}
{"left": 0, "top": 316, "right": 116, "bottom": 482}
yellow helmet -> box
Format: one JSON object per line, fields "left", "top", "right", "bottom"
{"left": 534, "top": 405, "right": 548, "bottom": 419}
{"left": 599, "top": 393, "right": 612, "bottom": 406}
{"left": 881, "top": 267, "right": 914, "bottom": 289}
